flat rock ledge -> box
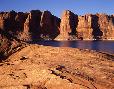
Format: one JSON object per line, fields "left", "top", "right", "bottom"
{"left": 0, "top": 44, "right": 114, "bottom": 89}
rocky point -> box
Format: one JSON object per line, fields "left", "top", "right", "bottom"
{"left": 0, "top": 10, "right": 114, "bottom": 89}
{"left": 0, "top": 10, "right": 114, "bottom": 59}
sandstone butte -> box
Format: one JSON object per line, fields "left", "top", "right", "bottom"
{"left": 0, "top": 10, "right": 114, "bottom": 41}
{"left": 0, "top": 10, "right": 114, "bottom": 58}
{"left": 0, "top": 10, "right": 114, "bottom": 89}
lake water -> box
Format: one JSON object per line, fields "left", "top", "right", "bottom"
{"left": 31, "top": 41, "right": 114, "bottom": 54}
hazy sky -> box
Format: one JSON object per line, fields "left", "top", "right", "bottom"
{"left": 0, "top": 0, "right": 114, "bottom": 17}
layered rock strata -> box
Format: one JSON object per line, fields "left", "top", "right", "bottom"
{"left": 0, "top": 10, "right": 60, "bottom": 59}
{"left": 96, "top": 14, "right": 114, "bottom": 39}
{"left": 0, "top": 10, "right": 114, "bottom": 41}
{"left": 58, "top": 10, "right": 114, "bottom": 40}
{"left": 55, "top": 10, "right": 78, "bottom": 40}
{"left": 1, "top": 10, "right": 114, "bottom": 59}
{"left": 77, "top": 14, "right": 93, "bottom": 40}
{"left": 0, "top": 11, "right": 27, "bottom": 59}
{"left": 40, "top": 11, "right": 60, "bottom": 40}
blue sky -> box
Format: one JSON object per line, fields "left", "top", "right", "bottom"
{"left": 0, "top": 0, "right": 114, "bottom": 17}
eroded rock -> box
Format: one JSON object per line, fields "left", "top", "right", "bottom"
{"left": 40, "top": 11, "right": 60, "bottom": 40}
{"left": 56, "top": 10, "right": 78, "bottom": 40}
{"left": 77, "top": 14, "right": 93, "bottom": 40}
{"left": 0, "top": 45, "right": 113, "bottom": 89}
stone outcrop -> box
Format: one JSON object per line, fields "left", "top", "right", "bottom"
{"left": 96, "top": 14, "right": 114, "bottom": 39}
{"left": 0, "top": 44, "right": 113, "bottom": 89}
{"left": 23, "top": 10, "right": 42, "bottom": 41}
{"left": 1, "top": 10, "right": 114, "bottom": 59}
{"left": 0, "top": 10, "right": 60, "bottom": 59}
{"left": 0, "top": 11, "right": 25, "bottom": 59}
{"left": 57, "top": 11, "right": 114, "bottom": 40}
{"left": 77, "top": 14, "right": 93, "bottom": 40}
{"left": 56, "top": 10, "right": 78, "bottom": 40}
{"left": 40, "top": 11, "right": 60, "bottom": 40}
{"left": 23, "top": 10, "right": 60, "bottom": 41}
{"left": 1, "top": 10, "right": 114, "bottom": 41}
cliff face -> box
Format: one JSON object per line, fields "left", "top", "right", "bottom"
{"left": 96, "top": 14, "right": 114, "bottom": 39}
{"left": 1, "top": 10, "right": 114, "bottom": 41}
{"left": 0, "top": 10, "right": 60, "bottom": 41}
{"left": 23, "top": 10, "right": 42, "bottom": 41}
{"left": 56, "top": 10, "right": 78, "bottom": 40}
{"left": 40, "top": 11, "right": 60, "bottom": 39}
{"left": 77, "top": 14, "right": 93, "bottom": 40}
{"left": 1, "top": 10, "right": 114, "bottom": 59}
{"left": 0, "top": 11, "right": 25, "bottom": 59}
{"left": 0, "top": 10, "right": 60, "bottom": 59}
{"left": 58, "top": 11, "right": 114, "bottom": 40}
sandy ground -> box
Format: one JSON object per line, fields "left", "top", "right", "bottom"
{"left": 0, "top": 44, "right": 114, "bottom": 89}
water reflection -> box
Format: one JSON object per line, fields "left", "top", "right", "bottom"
{"left": 32, "top": 40, "right": 114, "bottom": 54}
{"left": 91, "top": 41, "right": 100, "bottom": 51}
{"left": 58, "top": 41, "right": 78, "bottom": 48}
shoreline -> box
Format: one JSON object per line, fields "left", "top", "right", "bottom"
{"left": 0, "top": 44, "right": 113, "bottom": 89}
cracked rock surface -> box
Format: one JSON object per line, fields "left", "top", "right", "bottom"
{"left": 0, "top": 44, "right": 114, "bottom": 89}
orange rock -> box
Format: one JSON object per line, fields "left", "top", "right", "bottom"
{"left": 56, "top": 10, "right": 78, "bottom": 40}
{"left": 40, "top": 11, "right": 60, "bottom": 39}
{"left": 77, "top": 14, "right": 93, "bottom": 40}
{"left": 97, "top": 13, "right": 114, "bottom": 40}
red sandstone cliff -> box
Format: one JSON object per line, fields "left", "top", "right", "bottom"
{"left": 1, "top": 10, "right": 114, "bottom": 59}
{"left": 96, "top": 14, "right": 114, "bottom": 39}
{"left": 0, "top": 10, "right": 60, "bottom": 59}
{"left": 1, "top": 10, "right": 114, "bottom": 41}
{"left": 23, "top": 10, "right": 42, "bottom": 41}
{"left": 58, "top": 11, "right": 114, "bottom": 40}
{"left": 40, "top": 11, "right": 60, "bottom": 40}
{"left": 55, "top": 10, "right": 78, "bottom": 40}
{"left": 77, "top": 14, "right": 93, "bottom": 40}
{"left": 0, "top": 11, "right": 23, "bottom": 59}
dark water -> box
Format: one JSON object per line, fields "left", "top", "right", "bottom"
{"left": 31, "top": 41, "right": 114, "bottom": 54}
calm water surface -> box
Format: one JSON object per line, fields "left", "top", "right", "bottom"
{"left": 31, "top": 41, "right": 114, "bottom": 54}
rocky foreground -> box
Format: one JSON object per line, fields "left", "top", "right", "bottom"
{"left": 0, "top": 44, "right": 114, "bottom": 89}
